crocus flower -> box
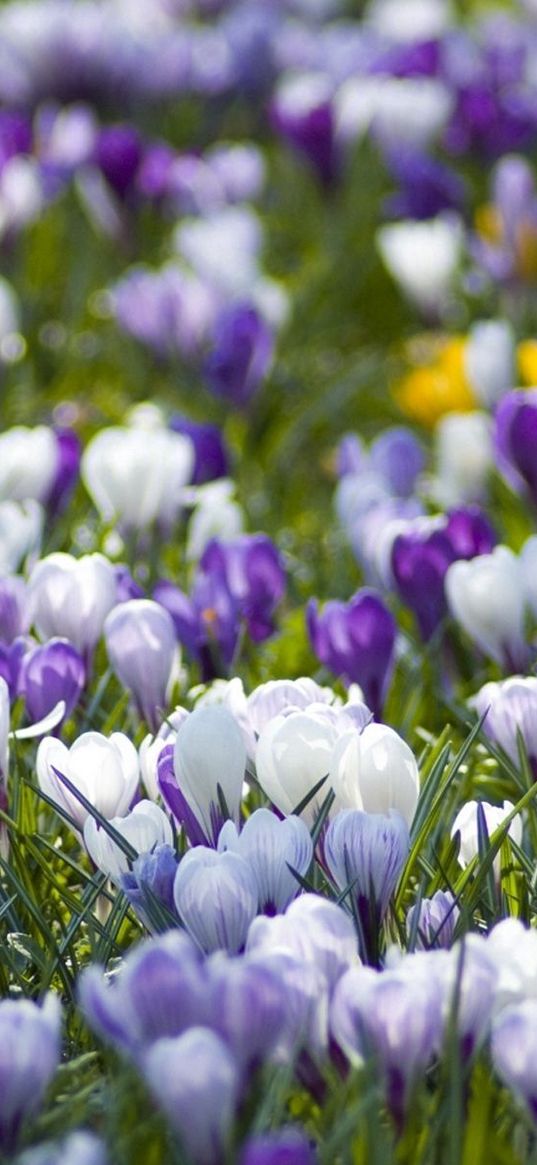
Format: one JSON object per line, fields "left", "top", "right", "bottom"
{"left": 0, "top": 575, "right": 28, "bottom": 643}
{"left": 491, "top": 1001, "right": 537, "bottom": 1121}
{"left": 329, "top": 722, "right": 420, "bottom": 828}
{"left": 391, "top": 521, "right": 456, "bottom": 640}
{"left": 470, "top": 675, "right": 537, "bottom": 768}
{"left": 139, "top": 708, "right": 188, "bottom": 803}
{"left": 208, "top": 954, "right": 288, "bottom": 1071}
{"left": 204, "top": 303, "right": 273, "bottom": 407}
{"left": 240, "top": 1129, "right": 318, "bottom": 1165}
{"left": 44, "top": 426, "right": 81, "bottom": 515}
{"left": 79, "top": 931, "right": 207, "bottom": 1055}
{"left": 37, "top": 731, "right": 139, "bottom": 832}
{"left": 141, "top": 1028, "right": 240, "bottom": 1165}
{"left": 464, "top": 319, "right": 515, "bottom": 408}
{"left": 407, "top": 890, "right": 459, "bottom": 950}
{"left": 95, "top": 124, "right": 143, "bottom": 200}
{"left": 432, "top": 412, "right": 493, "bottom": 506}
{"left": 376, "top": 214, "right": 462, "bottom": 318}
{"left": 325, "top": 810, "right": 409, "bottom": 960}
{"left": 270, "top": 73, "right": 336, "bottom": 185}
{"left": 369, "top": 427, "right": 425, "bottom": 498}
{"left": 0, "top": 994, "right": 61, "bottom": 1154}
{"left": 84, "top": 801, "right": 173, "bottom": 885}
{"left": 158, "top": 705, "right": 246, "bottom": 846}
{"left": 496, "top": 389, "right": 537, "bottom": 509}
{"left": 0, "top": 425, "right": 58, "bottom": 503}
{"left": 445, "top": 545, "right": 528, "bottom": 671}
{"left": 19, "top": 638, "right": 85, "bottom": 725}
{"left": 451, "top": 799, "right": 522, "bottom": 875}
{"left": 255, "top": 707, "right": 339, "bottom": 827}
{"left": 247, "top": 893, "right": 358, "bottom": 995}
{"left": 81, "top": 424, "right": 194, "bottom": 533}
{"left": 17, "top": 1131, "right": 108, "bottom": 1165}
{"left": 0, "top": 500, "right": 43, "bottom": 575}
{"left": 330, "top": 959, "right": 443, "bottom": 1127}
{"left": 307, "top": 590, "right": 396, "bottom": 719}
{"left": 104, "top": 599, "right": 177, "bottom": 731}
{"left": 28, "top": 552, "right": 117, "bottom": 664}
{"left": 174, "top": 848, "right": 258, "bottom": 954}
{"left": 121, "top": 844, "right": 179, "bottom": 931}
{"left": 218, "top": 809, "right": 313, "bottom": 914}
{"left": 169, "top": 416, "right": 228, "bottom": 484}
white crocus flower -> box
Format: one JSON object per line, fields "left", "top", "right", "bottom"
{"left": 37, "top": 731, "right": 139, "bottom": 831}
{"left": 377, "top": 214, "right": 462, "bottom": 315}
{"left": 255, "top": 706, "right": 339, "bottom": 826}
{"left": 0, "top": 499, "right": 43, "bottom": 573}
{"left": 330, "top": 722, "right": 420, "bottom": 828}
{"left": 445, "top": 546, "right": 528, "bottom": 670}
{"left": 0, "top": 425, "right": 57, "bottom": 502}
{"left": 432, "top": 412, "right": 493, "bottom": 506}
{"left": 82, "top": 425, "right": 194, "bottom": 532}
{"left": 186, "top": 480, "right": 244, "bottom": 562}
{"left": 464, "top": 319, "right": 515, "bottom": 408}
{"left": 28, "top": 552, "right": 117, "bottom": 659}
{"left": 84, "top": 801, "right": 173, "bottom": 884}
{"left": 451, "top": 800, "right": 522, "bottom": 878}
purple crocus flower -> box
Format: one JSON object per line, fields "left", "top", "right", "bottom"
{"left": 204, "top": 303, "right": 273, "bottom": 407}
{"left": 407, "top": 890, "right": 459, "bottom": 950}
{"left": 391, "top": 524, "right": 456, "bottom": 640}
{"left": 218, "top": 809, "right": 313, "bottom": 914}
{"left": 114, "top": 565, "right": 144, "bottom": 603}
{"left": 307, "top": 589, "right": 396, "bottom": 719}
{"left": 79, "top": 931, "right": 208, "bottom": 1056}
{"left": 271, "top": 76, "right": 336, "bottom": 185}
{"left": 240, "top": 1129, "right": 318, "bottom": 1165}
{"left": 0, "top": 994, "right": 61, "bottom": 1154}
{"left": 155, "top": 534, "right": 285, "bottom": 679}
{"left": 470, "top": 676, "right": 537, "bottom": 770}
{"left": 384, "top": 151, "right": 465, "bottom": 221}
{"left": 324, "top": 810, "right": 409, "bottom": 962}
{"left": 95, "top": 125, "right": 143, "bottom": 200}
{"left": 45, "top": 428, "right": 81, "bottom": 515}
{"left": 496, "top": 389, "right": 537, "bottom": 508}
{"left": 174, "top": 848, "right": 258, "bottom": 955}
{"left": 444, "top": 507, "right": 496, "bottom": 559}
{"left": 141, "top": 1028, "right": 240, "bottom": 1165}
{"left": 19, "top": 638, "right": 85, "bottom": 725}
{"left": 0, "top": 576, "right": 28, "bottom": 643}
{"left": 0, "top": 111, "right": 32, "bottom": 172}
{"left": 121, "top": 844, "right": 179, "bottom": 932}
{"left": 169, "top": 416, "right": 229, "bottom": 484}
{"left": 0, "top": 637, "right": 28, "bottom": 700}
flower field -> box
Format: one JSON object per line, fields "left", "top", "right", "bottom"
{"left": 2, "top": 0, "right": 537, "bottom": 1162}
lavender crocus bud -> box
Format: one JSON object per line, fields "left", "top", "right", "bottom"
{"left": 28, "top": 552, "right": 117, "bottom": 663}
{"left": 37, "top": 731, "right": 139, "bottom": 832}
{"left": 208, "top": 954, "right": 287, "bottom": 1071}
{"left": 174, "top": 848, "right": 258, "bottom": 955}
{"left": 443, "top": 937, "right": 497, "bottom": 1061}
{"left": 255, "top": 708, "right": 338, "bottom": 826}
{"left": 451, "top": 799, "right": 522, "bottom": 876}
{"left": 240, "top": 1129, "right": 318, "bottom": 1165}
{"left": 246, "top": 677, "right": 337, "bottom": 744}
{"left": 45, "top": 427, "right": 81, "bottom": 515}
{"left": 84, "top": 801, "right": 173, "bottom": 885}
{"left": 470, "top": 675, "right": 537, "bottom": 768}
{"left": 0, "top": 994, "right": 61, "bottom": 1154}
{"left": 464, "top": 319, "right": 515, "bottom": 408}
{"left": 325, "top": 810, "right": 409, "bottom": 960}
{"left": 81, "top": 425, "right": 194, "bottom": 532}
{"left": 247, "top": 894, "right": 358, "bottom": 995}
{"left": 306, "top": 590, "right": 396, "bottom": 719}
{"left": 270, "top": 73, "right": 336, "bottom": 185}
{"left": 142, "top": 1028, "right": 239, "bottom": 1165}
{"left": 369, "top": 428, "right": 425, "bottom": 498}
{"left": 79, "top": 931, "right": 207, "bottom": 1056}
{"left": 159, "top": 706, "right": 246, "bottom": 846}
{"left": 445, "top": 545, "right": 528, "bottom": 671}
{"left": 95, "top": 125, "right": 142, "bottom": 200}
{"left": 19, "top": 638, "right": 85, "bottom": 725}
{"left": 491, "top": 1001, "right": 537, "bottom": 1121}
{"left": 121, "top": 843, "right": 179, "bottom": 930}
{"left": 218, "top": 809, "right": 313, "bottom": 914}
{"left": 104, "top": 600, "right": 177, "bottom": 731}
{"left": 407, "top": 890, "right": 459, "bottom": 950}
{"left": 331, "top": 960, "right": 443, "bottom": 1127}
{"left": 496, "top": 390, "right": 537, "bottom": 508}
{"left": 330, "top": 723, "right": 420, "bottom": 828}
{"left": 0, "top": 576, "right": 28, "bottom": 642}
{"left": 0, "top": 426, "right": 58, "bottom": 503}
{"left": 0, "top": 500, "right": 43, "bottom": 574}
